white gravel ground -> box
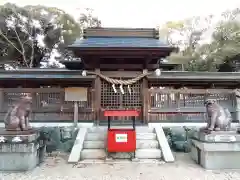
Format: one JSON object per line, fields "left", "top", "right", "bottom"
{"left": 1, "top": 152, "right": 240, "bottom": 180}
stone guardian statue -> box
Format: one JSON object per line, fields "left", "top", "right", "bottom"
{"left": 4, "top": 95, "right": 32, "bottom": 131}
{"left": 201, "top": 99, "right": 232, "bottom": 132}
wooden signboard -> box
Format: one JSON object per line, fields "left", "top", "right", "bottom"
{"left": 64, "top": 87, "right": 87, "bottom": 101}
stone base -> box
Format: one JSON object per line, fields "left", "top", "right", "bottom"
{"left": 0, "top": 128, "right": 45, "bottom": 171}
{"left": 192, "top": 130, "right": 240, "bottom": 143}
{"left": 0, "top": 128, "right": 39, "bottom": 142}
{"left": 191, "top": 130, "right": 240, "bottom": 169}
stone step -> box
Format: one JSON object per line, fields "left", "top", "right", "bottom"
{"left": 80, "top": 149, "right": 162, "bottom": 160}
{"left": 85, "top": 133, "right": 106, "bottom": 141}
{"left": 85, "top": 133, "right": 157, "bottom": 141}
{"left": 137, "top": 140, "right": 159, "bottom": 149}
{"left": 83, "top": 141, "right": 106, "bottom": 149}
{"left": 83, "top": 140, "right": 159, "bottom": 149}
{"left": 81, "top": 149, "right": 107, "bottom": 160}
{"left": 137, "top": 133, "right": 157, "bottom": 140}
{"left": 88, "top": 126, "right": 154, "bottom": 133}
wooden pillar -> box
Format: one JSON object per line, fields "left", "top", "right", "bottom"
{"left": 94, "top": 68, "right": 101, "bottom": 124}
{"left": 142, "top": 69, "right": 149, "bottom": 124}
{"left": 30, "top": 84, "right": 38, "bottom": 121}
{"left": 0, "top": 88, "right": 4, "bottom": 111}
{"left": 73, "top": 101, "right": 79, "bottom": 127}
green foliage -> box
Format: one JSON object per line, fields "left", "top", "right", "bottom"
{"left": 0, "top": 3, "right": 101, "bottom": 68}
{"left": 163, "top": 127, "right": 197, "bottom": 153}
{"left": 159, "top": 9, "right": 240, "bottom": 71}
{"left": 38, "top": 126, "right": 78, "bottom": 152}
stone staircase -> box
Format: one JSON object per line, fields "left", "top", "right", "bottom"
{"left": 80, "top": 126, "right": 162, "bottom": 160}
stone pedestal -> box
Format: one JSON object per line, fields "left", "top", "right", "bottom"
{"left": 191, "top": 130, "right": 240, "bottom": 170}
{"left": 0, "top": 128, "right": 45, "bottom": 171}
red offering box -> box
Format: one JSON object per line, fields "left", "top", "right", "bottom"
{"left": 107, "top": 128, "right": 136, "bottom": 152}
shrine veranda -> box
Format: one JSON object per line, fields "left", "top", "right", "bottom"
{"left": 0, "top": 69, "right": 239, "bottom": 126}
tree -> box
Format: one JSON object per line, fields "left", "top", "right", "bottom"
{"left": 197, "top": 8, "right": 240, "bottom": 71}
{"left": 0, "top": 3, "right": 84, "bottom": 68}
{"left": 159, "top": 8, "right": 240, "bottom": 72}
{"left": 0, "top": 3, "right": 60, "bottom": 68}
{"left": 159, "top": 16, "right": 214, "bottom": 70}
{"left": 78, "top": 8, "right": 101, "bottom": 29}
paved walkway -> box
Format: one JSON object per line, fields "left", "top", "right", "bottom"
{"left": 2, "top": 153, "right": 240, "bottom": 180}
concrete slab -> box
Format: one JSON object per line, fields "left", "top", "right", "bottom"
{"left": 135, "top": 149, "right": 162, "bottom": 159}
{"left": 81, "top": 149, "right": 107, "bottom": 159}
{"left": 155, "top": 126, "right": 175, "bottom": 162}
{"left": 68, "top": 128, "right": 87, "bottom": 163}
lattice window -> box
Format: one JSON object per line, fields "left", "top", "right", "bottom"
{"left": 2, "top": 88, "right": 94, "bottom": 121}
{"left": 207, "top": 93, "right": 235, "bottom": 107}
{"left": 179, "top": 94, "right": 206, "bottom": 107}
{"left": 101, "top": 80, "right": 141, "bottom": 109}
{"left": 4, "top": 92, "right": 30, "bottom": 108}
{"left": 36, "top": 89, "right": 92, "bottom": 109}
{"left": 149, "top": 87, "right": 177, "bottom": 108}
{"left": 148, "top": 87, "right": 236, "bottom": 122}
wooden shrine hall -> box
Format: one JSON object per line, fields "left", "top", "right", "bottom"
{"left": 62, "top": 27, "right": 179, "bottom": 124}
{"left": 61, "top": 28, "right": 240, "bottom": 124}
{"left": 0, "top": 27, "right": 240, "bottom": 125}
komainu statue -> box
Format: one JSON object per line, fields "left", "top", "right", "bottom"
{"left": 201, "top": 99, "right": 232, "bottom": 132}
{"left": 4, "top": 95, "right": 32, "bottom": 131}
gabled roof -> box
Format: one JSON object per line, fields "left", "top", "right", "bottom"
{"left": 68, "top": 37, "right": 171, "bottom": 48}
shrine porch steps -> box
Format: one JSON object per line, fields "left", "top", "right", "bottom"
{"left": 68, "top": 125, "right": 174, "bottom": 163}
{"left": 80, "top": 127, "right": 162, "bottom": 160}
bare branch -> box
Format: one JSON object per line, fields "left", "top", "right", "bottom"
{"left": 10, "top": 8, "right": 30, "bottom": 67}
{"left": 28, "top": 12, "right": 34, "bottom": 68}
{"left": 12, "top": 27, "right": 29, "bottom": 67}
{"left": 0, "top": 30, "right": 23, "bottom": 55}
{"left": 23, "top": 39, "right": 30, "bottom": 44}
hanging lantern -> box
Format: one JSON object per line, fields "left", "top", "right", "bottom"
{"left": 155, "top": 69, "right": 161, "bottom": 76}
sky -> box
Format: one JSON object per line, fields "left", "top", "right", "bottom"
{"left": 2, "top": 0, "right": 240, "bottom": 28}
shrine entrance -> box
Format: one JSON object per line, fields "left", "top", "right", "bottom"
{"left": 63, "top": 27, "right": 178, "bottom": 125}
{"left": 100, "top": 80, "right": 142, "bottom": 124}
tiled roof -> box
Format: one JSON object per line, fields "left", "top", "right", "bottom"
{"left": 68, "top": 37, "right": 170, "bottom": 48}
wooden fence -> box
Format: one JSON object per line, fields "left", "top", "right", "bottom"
{"left": 148, "top": 88, "right": 236, "bottom": 122}
{"left": 0, "top": 88, "right": 94, "bottom": 122}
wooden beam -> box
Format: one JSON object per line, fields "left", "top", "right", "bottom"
{"left": 142, "top": 69, "right": 149, "bottom": 124}
{"left": 94, "top": 68, "right": 101, "bottom": 124}
{"left": 98, "top": 64, "right": 145, "bottom": 70}
{"left": 0, "top": 107, "right": 93, "bottom": 113}
{"left": 148, "top": 88, "right": 236, "bottom": 94}
{"left": 74, "top": 48, "right": 173, "bottom": 56}
{"left": 84, "top": 28, "right": 158, "bottom": 38}
{"left": 101, "top": 71, "right": 142, "bottom": 78}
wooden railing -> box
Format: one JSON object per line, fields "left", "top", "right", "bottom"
{"left": 148, "top": 88, "right": 236, "bottom": 122}
{"left": 0, "top": 88, "right": 94, "bottom": 122}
